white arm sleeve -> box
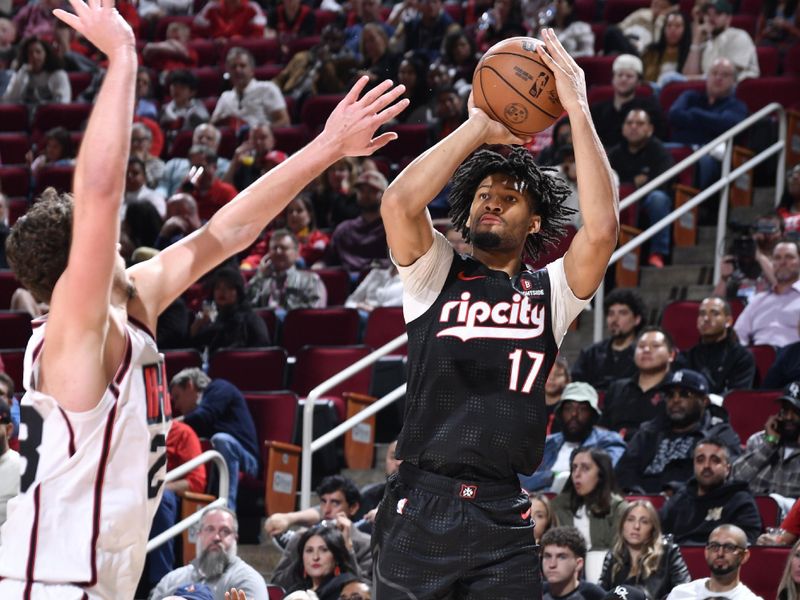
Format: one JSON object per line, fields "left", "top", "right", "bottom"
{"left": 546, "top": 256, "right": 591, "bottom": 347}
{"left": 393, "top": 230, "right": 454, "bottom": 323}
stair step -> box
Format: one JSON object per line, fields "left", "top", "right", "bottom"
{"left": 672, "top": 245, "right": 718, "bottom": 264}
{"left": 640, "top": 264, "right": 715, "bottom": 288}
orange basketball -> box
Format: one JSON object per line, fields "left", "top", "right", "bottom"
{"left": 472, "top": 37, "right": 563, "bottom": 136}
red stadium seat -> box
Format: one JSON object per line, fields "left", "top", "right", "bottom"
{"left": 279, "top": 307, "right": 360, "bottom": 356}
{"left": 191, "top": 67, "right": 225, "bottom": 98}
{"left": 730, "top": 14, "right": 756, "bottom": 37}
{"left": 67, "top": 71, "right": 93, "bottom": 101}
{"left": 737, "top": 76, "right": 800, "bottom": 113}
{"left": 313, "top": 9, "right": 338, "bottom": 34}
{"left": 747, "top": 345, "right": 776, "bottom": 387}
{"left": 591, "top": 22, "right": 606, "bottom": 54}
{"left": 529, "top": 225, "right": 577, "bottom": 270}
{"left": 299, "top": 94, "right": 346, "bottom": 134}
{"left": 287, "top": 35, "right": 321, "bottom": 57}
{"left": 162, "top": 349, "right": 203, "bottom": 382}
{"left": 33, "top": 165, "right": 74, "bottom": 196}
{"left": 575, "top": 55, "right": 616, "bottom": 88}
{"left": 624, "top": 494, "right": 666, "bottom": 509}
{"left": 315, "top": 267, "right": 351, "bottom": 306}
{"left": 740, "top": 546, "right": 790, "bottom": 599}
{"left": 444, "top": 2, "right": 463, "bottom": 23}
{"left": 6, "top": 197, "right": 28, "bottom": 225}
{"left": 603, "top": 0, "right": 649, "bottom": 24}
{"left": 188, "top": 39, "right": 220, "bottom": 67}
{"left": 0, "top": 133, "right": 30, "bottom": 165}
{"left": 660, "top": 300, "right": 700, "bottom": 351}
{"left": 0, "top": 105, "right": 28, "bottom": 132}
{"left": 786, "top": 43, "right": 800, "bottom": 77}
{"left": 253, "top": 64, "right": 284, "bottom": 81}
{"left": 754, "top": 495, "right": 781, "bottom": 531}
{"left": 0, "top": 166, "right": 30, "bottom": 198}
{"left": 739, "top": 0, "right": 763, "bottom": 14}
{"left": 0, "top": 271, "right": 22, "bottom": 310}
{"left": 253, "top": 308, "right": 278, "bottom": 341}
{"left": 245, "top": 391, "right": 298, "bottom": 445}
{"left": 668, "top": 146, "right": 695, "bottom": 187}
{"left": 31, "top": 103, "right": 92, "bottom": 137}
{"left": 574, "top": 0, "right": 595, "bottom": 21}
{"left": 659, "top": 80, "right": 705, "bottom": 115}
{"left": 0, "top": 349, "right": 24, "bottom": 391}
{"left": 0, "top": 311, "right": 32, "bottom": 349}
{"left": 364, "top": 307, "right": 406, "bottom": 354}
{"left": 587, "top": 84, "right": 652, "bottom": 106}
{"left": 723, "top": 389, "right": 781, "bottom": 444}
{"left": 272, "top": 125, "right": 310, "bottom": 155}
{"left": 223, "top": 38, "right": 281, "bottom": 66}
{"left": 756, "top": 46, "right": 779, "bottom": 77}
{"left": 679, "top": 546, "right": 706, "bottom": 579}
{"left": 208, "top": 347, "right": 288, "bottom": 391}
{"left": 376, "top": 124, "right": 432, "bottom": 163}
{"left": 155, "top": 15, "right": 194, "bottom": 40}
{"left": 168, "top": 129, "right": 194, "bottom": 159}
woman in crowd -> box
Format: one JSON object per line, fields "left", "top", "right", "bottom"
{"left": 28, "top": 125, "right": 75, "bottom": 183}
{"left": 550, "top": 0, "right": 594, "bottom": 58}
{"left": 440, "top": 30, "right": 479, "bottom": 92}
{"left": 755, "top": 0, "right": 800, "bottom": 50}
{"left": 530, "top": 492, "right": 559, "bottom": 544}
{"left": 283, "top": 524, "right": 360, "bottom": 597}
{"left": 599, "top": 500, "right": 691, "bottom": 598}
{"left": 551, "top": 447, "right": 627, "bottom": 551}
{"left": 358, "top": 24, "right": 399, "bottom": 84}
{"left": 3, "top": 36, "right": 71, "bottom": 105}
{"left": 474, "top": 0, "right": 527, "bottom": 52}
{"left": 394, "top": 53, "right": 431, "bottom": 124}
{"left": 778, "top": 538, "right": 800, "bottom": 600}
{"left": 311, "top": 156, "right": 359, "bottom": 228}
{"left": 778, "top": 163, "right": 800, "bottom": 235}
{"left": 641, "top": 12, "right": 692, "bottom": 86}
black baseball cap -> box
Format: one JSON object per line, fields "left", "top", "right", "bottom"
{"left": 778, "top": 381, "right": 800, "bottom": 413}
{"left": 657, "top": 369, "right": 710, "bottom": 396}
{"left": 604, "top": 585, "right": 647, "bottom": 600}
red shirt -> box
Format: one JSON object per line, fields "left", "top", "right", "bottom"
{"left": 166, "top": 420, "right": 207, "bottom": 494}
{"left": 193, "top": 0, "right": 266, "bottom": 39}
{"left": 781, "top": 498, "right": 800, "bottom": 536}
{"left": 195, "top": 179, "right": 238, "bottom": 221}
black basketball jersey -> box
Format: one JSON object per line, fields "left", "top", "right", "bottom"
{"left": 397, "top": 250, "right": 559, "bottom": 481}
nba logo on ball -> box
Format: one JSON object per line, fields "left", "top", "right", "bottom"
{"left": 472, "top": 36, "right": 564, "bottom": 136}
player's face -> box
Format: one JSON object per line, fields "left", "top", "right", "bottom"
{"left": 541, "top": 544, "right": 581, "bottom": 585}
{"left": 570, "top": 451, "right": 600, "bottom": 497}
{"left": 320, "top": 490, "right": 355, "bottom": 519}
{"left": 531, "top": 498, "right": 550, "bottom": 542}
{"left": 693, "top": 443, "right": 730, "bottom": 490}
{"left": 622, "top": 505, "right": 654, "bottom": 550}
{"left": 634, "top": 331, "right": 672, "bottom": 372}
{"left": 198, "top": 510, "right": 237, "bottom": 553}
{"left": 468, "top": 174, "right": 541, "bottom": 253}
{"left": 697, "top": 297, "right": 730, "bottom": 339}
{"left": 606, "top": 303, "right": 639, "bottom": 339}
{"left": 303, "top": 534, "right": 336, "bottom": 582}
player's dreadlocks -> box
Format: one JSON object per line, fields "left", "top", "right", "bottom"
{"left": 448, "top": 145, "right": 575, "bottom": 262}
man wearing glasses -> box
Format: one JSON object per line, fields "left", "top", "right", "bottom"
{"left": 666, "top": 524, "right": 761, "bottom": 599}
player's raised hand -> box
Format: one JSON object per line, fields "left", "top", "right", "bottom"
{"left": 535, "top": 28, "right": 587, "bottom": 114}
{"left": 53, "top": 0, "right": 135, "bottom": 60}
{"left": 466, "top": 91, "right": 531, "bottom": 146}
{"left": 320, "top": 76, "right": 409, "bottom": 157}
{"left": 225, "top": 588, "right": 247, "bottom": 600}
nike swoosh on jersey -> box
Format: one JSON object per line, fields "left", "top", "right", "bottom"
{"left": 457, "top": 271, "right": 487, "bottom": 281}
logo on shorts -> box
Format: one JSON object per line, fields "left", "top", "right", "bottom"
{"left": 459, "top": 484, "right": 478, "bottom": 499}
{"left": 396, "top": 498, "right": 408, "bottom": 515}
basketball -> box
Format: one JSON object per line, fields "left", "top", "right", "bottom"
{"left": 472, "top": 37, "right": 563, "bottom": 136}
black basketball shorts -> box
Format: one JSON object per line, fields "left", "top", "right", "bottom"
{"left": 372, "top": 462, "right": 541, "bottom": 600}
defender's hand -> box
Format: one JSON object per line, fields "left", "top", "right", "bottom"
{"left": 54, "top": 0, "right": 135, "bottom": 59}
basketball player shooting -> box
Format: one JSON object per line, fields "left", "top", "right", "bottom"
{"left": 0, "top": 1, "right": 407, "bottom": 596}
{"left": 372, "top": 29, "right": 619, "bottom": 598}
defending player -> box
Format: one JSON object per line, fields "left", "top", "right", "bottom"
{"left": 372, "top": 29, "right": 619, "bottom": 598}
{"left": 0, "top": 1, "right": 407, "bottom": 597}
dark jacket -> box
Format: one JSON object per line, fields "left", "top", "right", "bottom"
{"left": 763, "top": 340, "right": 800, "bottom": 389}
{"left": 598, "top": 541, "right": 691, "bottom": 600}
{"left": 599, "top": 375, "right": 667, "bottom": 440}
{"left": 677, "top": 336, "right": 756, "bottom": 394}
{"left": 615, "top": 410, "right": 742, "bottom": 493}
{"left": 590, "top": 96, "right": 666, "bottom": 149}
{"left": 667, "top": 90, "right": 748, "bottom": 146}
{"left": 189, "top": 303, "right": 270, "bottom": 353}
{"left": 607, "top": 136, "right": 674, "bottom": 192}
{"left": 572, "top": 339, "right": 638, "bottom": 392}
{"left": 658, "top": 477, "right": 762, "bottom": 545}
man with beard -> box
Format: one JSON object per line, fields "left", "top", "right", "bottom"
{"left": 666, "top": 525, "right": 760, "bottom": 600}
{"left": 520, "top": 382, "right": 626, "bottom": 493}
{"left": 732, "top": 382, "right": 800, "bottom": 505}
{"left": 149, "top": 507, "right": 267, "bottom": 599}
{"left": 735, "top": 240, "right": 800, "bottom": 348}
{"left": 678, "top": 296, "right": 755, "bottom": 394}
{"left": 600, "top": 326, "right": 675, "bottom": 440}
{"left": 615, "top": 369, "right": 741, "bottom": 493}
{"left": 572, "top": 288, "right": 646, "bottom": 392}
{"left": 659, "top": 438, "right": 761, "bottom": 545}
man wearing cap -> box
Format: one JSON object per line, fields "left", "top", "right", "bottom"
{"left": 683, "top": 0, "right": 759, "bottom": 83}
{"left": 589, "top": 54, "right": 666, "bottom": 149}
{"left": 325, "top": 169, "right": 389, "bottom": 277}
{"left": 732, "top": 382, "right": 800, "bottom": 504}
{"left": 666, "top": 525, "right": 761, "bottom": 600}
{"left": 615, "top": 368, "right": 741, "bottom": 493}
{"left": 0, "top": 399, "right": 20, "bottom": 539}
{"left": 659, "top": 437, "right": 761, "bottom": 545}
{"left": 541, "top": 526, "right": 606, "bottom": 600}
{"left": 519, "top": 382, "right": 626, "bottom": 493}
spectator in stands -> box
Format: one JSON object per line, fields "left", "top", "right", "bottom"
{"left": 223, "top": 124, "right": 279, "bottom": 192}
{"left": 573, "top": 288, "right": 646, "bottom": 392}
{"left": 759, "top": 497, "right": 800, "bottom": 546}
{"left": 666, "top": 525, "right": 760, "bottom": 600}
{"left": 641, "top": 11, "right": 692, "bottom": 86}
{"left": 430, "top": 85, "right": 466, "bottom": 144}
{"left": 28, "top": 125, "right": 75, "bottom": 185}
{"left": 135, "top": 67, "right": 159, "bottom": 121}
{"left": 683, "top": 0, "right": 759, "bottom": 82}
{"left": 0, "top": 20, "right": 15, "bottom": 96}
{"left": 155, "top": 192, "right": 202, "bottom": 249}
{"left": 282, "top": 525, "right": 360, "bottom": 597}
{"left": 125, "top": 157, "right": 167, "bottom": 218}
{"left": 400, "top": 0, "right": 454, "bottom": 61}
{"left": 530, "top": 493, "right": 559, "bottom": 544}
{"left": 3, "top": 36, "right": 70, "bottom": 105}
{"left": 357, "top": 24, "right": 399, "bottom": 84}
{"left": 121, "top": 202, "right": 163, "bottom": 261}
{"left": 0, "top": 193, "right": 8, "bottom": 269}
{"left": 142, "top": 22, "right": 198, "bottom": 75}
{"left": 345, "top": 263, "right": 402, "bottom": 316}
{"left": 159, "top": 70, "right": 209, "bottom": 140}
{"left": 345, "top": 0, "right": 394, "bottom": 56}
{"left": 604, "top": 0, "right": 680, "bottom": 56}
{"left": 440, "top": 30, "right": 479, "bottom": 96}
{"left": 735, "top": 240, "right": 800, "bottom": 347}
{"left": 537, "top": 116, "right": 571, "bottom": 168}
{"left": 311, "top": 156, "right": 359, "bottom": 228}
{"left": 325, "top": 169, "right": 389, "bottom": 277}
{"left": 599, "top": 499, "right": 691, "bottom": 597}
{"left": 777, "top": 538, "right": 800, "bottom": 600}
{"left": 756, "top": 0, "right": 800, "bottom": 50}
{"left": 601, "top": 326, "right": 676, "bottom": 440}
{"left": 267, "top": 0, "right": 316, "bottom": 51}
{"left": 779, "top": 164, "right": 800, "bottom": 236}
{"left": 668, "top": 57, "right": 749, "bottom": 191}
{"left": 189, "top": 267, "right": 270, "bottom": 353}
{"left": 659, "top": 437, "right": 761, "bottom": 546}
{"left": 589, "top": 54, "right": 665, "bottom": 150}
{"left": 149, "top": 507, "right": 267, "bottom": 600}
{"left": 474, "top": 0, "right": 528, "bottom": 53}
{"left": 393, "top": 53, "right": 433, "bottom": 125}
{"left": 615, "top": 369, "right": 742, "bottom": 493}
{"left": 548, "top": 0, "right": 594, "bottom": 58}
{"left": 138, "top": 0, "right": 192, "bottom": 21}
{"left": 183, "top": 145, "right": 239, "bottom": 221}
{"left": 0, "top": 399, "right": 19, "bottom": 540}
{"left": 608, "top": 108, "right": 674, "bottom": 268}
{"left": 732, "top": 382, "right": 800, "bottom": 504}
{"left": 544, "top": 355, "right": 571, "bottom": 434}
{"left": 246, "top": 229, "right": 327, "bottom": 312}
{"left": 551, "top": 448, "right": 628, "bottom": 551}
{"left": 211, "top": 47, "right": 290, "bottom": 129}
{"left": 520, "top": 383, "right": 627, "bottom": 493}
{"left": 338, "top": 578, "right": 372, "bottom": 600}
{"left": 268, "top": 475, "right": 373, "bottom": 586}
{"left": 541, "top": 527, "right": 606, "bottom": 600}
{"left": 131, "top": 122, "right": 166, "bottom": 190}
{"left": 158, "top": 123, "right": 231, "bottom": 198}
{"left": 193, "top": 0, "right": 266, "bottom": 40}
{"left": 169, "top": 368, "right": 261, "bottom": 511}
{"left": 12, "top": 0, "right": 64, "bottom": 43}
{"left": 677, "top": 296, "right": 756, "bottom": 394}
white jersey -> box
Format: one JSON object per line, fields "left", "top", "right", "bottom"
{"left": 0, "top": 318, "right": 172, "bottom": 600}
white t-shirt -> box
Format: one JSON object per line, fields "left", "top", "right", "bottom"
{"left": 0, "top": 448, "right": 20, "bottom": 534}
{"left": 667, "top": 579, "right": 764, "bottom": 600}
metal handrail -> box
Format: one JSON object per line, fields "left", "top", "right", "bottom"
{"left": 300, "top": 334, "right": 408, "bottom": 509}
{"left": 593, "top": 102, "right": 787, "bottom": 342}
{"left": 146, "top": 449, "right": 229, "bottom": 552}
